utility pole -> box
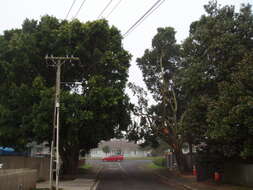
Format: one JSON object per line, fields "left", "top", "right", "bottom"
{"left": 45, "top": 55, "right": 79, "bottom": 190}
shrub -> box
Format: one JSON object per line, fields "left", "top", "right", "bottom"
{"left": 153, "top": 157, "right": 166, "bottom": 167}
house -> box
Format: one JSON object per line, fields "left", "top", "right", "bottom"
{"left": 26, "top": 141, "right": 50, "bottom": 157}
{"left": 89, "top": 139, "right": 150, "bottom": 158}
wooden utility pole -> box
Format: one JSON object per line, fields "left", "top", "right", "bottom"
{"left": 45, "top": 55, "right": 79, "bottom": 190}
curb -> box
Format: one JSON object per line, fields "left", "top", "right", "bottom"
{"left": 152, "top": 170, "right": 199, "bottom": 190}
{"left": 90, "top": 166, "right": 104, "bottom": 190}
{"left": 182, "top": 184, "right": 198, "bottom": 190}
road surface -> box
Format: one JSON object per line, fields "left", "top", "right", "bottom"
{"left": 88, "top": 159, "right": 183, "bottom": 190}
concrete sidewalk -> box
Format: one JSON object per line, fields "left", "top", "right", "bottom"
{"left": 154, "top": 169, "right": 253, "bottom": 190}
{"left": 36, "top": 178, "right": 97, "bottom": 190}
{"left": 36, "top": 165, "right": 102, "bottom": 190}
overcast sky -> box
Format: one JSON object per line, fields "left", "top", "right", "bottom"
{"left": 0, "top": 0, "right": 251, "bottom": 103}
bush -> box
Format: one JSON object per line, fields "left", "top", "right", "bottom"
{"left": 153, "top": 157, "right": 166, "bottom": 167}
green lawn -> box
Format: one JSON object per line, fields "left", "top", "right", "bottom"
{"left": 80, "top": 163, "right": 92, "bottom": 169}
{"left": 146, "top": 162, "right": 165, "bottom": 169}
{"left": 125, "top": 156, "right": 164, "bottom": 160}
{"left": 138, "top": 156, "right": 166, "bottom": 169}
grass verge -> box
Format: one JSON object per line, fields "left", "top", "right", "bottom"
{"left": 146, "top": 162, "right": 165, "bottom": 169}
{"left": 80, "top": 163, "right": 92, "bottom": 170}
{"left": 124, "top": 156, "right": 162, "bottom": 160}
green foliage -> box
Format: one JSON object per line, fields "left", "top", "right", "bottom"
{"left": 152, "top": 157, "right": 166, "bottom": 167}
{"left": 0, "top": 16, "right": 131, "bottom": 173}
{"left": 102, "top": 145, "right": 110, "bottom": 154}
{"left": 181, "top": 1, "right": 253, "bottom": 161}
{"left": 207, "top": 53, "right": 253, "bottom": 159}
{"left": 137, "top": 27, "right": 181, "bottom": 100}
{"left": 141, "top": 138, "right": 169, "bottom": 156}
{"left": 134, "top": 26, "right": 182, "bottom": 139}
{"left": 80, "top": 163, "right": 92, "bottom": 170}
{"left": 147, "top": 162, "right": 165, "bottom": 169}
{"left": 130, "top": 26, "right": 191, "bottom": 172}
{"left": 130, "top": 1, "right": 253, "bottom": 171}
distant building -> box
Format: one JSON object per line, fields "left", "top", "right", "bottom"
{"left": 26, "top": 141, "right": 50, "bottom": 157}
{"left": 89, "top": 139, "right": 150, "bottom": 158}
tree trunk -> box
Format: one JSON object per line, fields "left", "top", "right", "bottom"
{"left": 174, "top": 146, "right": 190, "bottom": 173}
{"left": 189, "top": 142, "right": 193, "bottom": 169}
{"left": 61, "top": 146, "right": 80, "bottom": 175}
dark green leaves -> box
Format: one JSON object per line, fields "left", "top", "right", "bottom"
{"left": 0, "top": 16, "right": 131, "bottom": 156}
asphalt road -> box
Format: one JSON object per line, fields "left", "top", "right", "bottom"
{"left": 88, "top": 159, "right": 181, "bottom": 190}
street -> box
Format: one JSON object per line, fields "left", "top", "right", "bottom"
{"left": 88, "top": 160, "right": 183, "bottom": 190}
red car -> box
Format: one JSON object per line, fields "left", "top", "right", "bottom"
{"left": 102, "top": 155, "right": 124, "bottom": 162}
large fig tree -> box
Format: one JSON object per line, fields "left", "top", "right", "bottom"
{"left": 0, "top": 16, "right": 131, "bottom": 174}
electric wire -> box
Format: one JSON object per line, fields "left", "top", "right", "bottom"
{"left": 123, "top": 0, "right": 162, "bottom": 37}
{"left": 69, "top": 0, "right": 87, "bottom": 55}
{"left": 73, "top": 0, "right": 88, "bottom": 19}
{"left": 124, "top": 0, "right": 166, "bottom": 38}
{"left": 132, "top": 0, "right": 165, "bottom": 34}
{"left": 105, "top": 0, "right": 122, "bottom": 19}
{"left": 97, "top": 0, "right": 113, "bottom": 19}
{"left": 67, "top": 0, "right": 88, "bottom": 55}
{"left": 68, "top": 0, "right": 88, "bottom": 55}
{"left": 65, "top": 0, "right": 77, "bottom": 20}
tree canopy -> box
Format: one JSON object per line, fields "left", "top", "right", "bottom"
{"left": 102, "top": 145, "right": 110, "bottom": 154}
{"left": 129, "top": 27, "right": 191, "bottom": 171}
{"left": 0, "top": 16, "right": 132, "bottom": 173}
{"left": 129, "top": 1, "right": 253, "bottom": 172}
{"left": 181, "top": 1, "right": 253, "bottom": 161}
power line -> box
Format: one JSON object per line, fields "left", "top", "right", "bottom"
{"left": 123, "top": 0, "right": 165, "bottom": 37}
{"left": 134, "top": 0, "right": 166, "bottom": 33}
{"left": 67, "top": 0, "right": 88, "bottom": 55}
{"left": 65, "top": 0, "right": 77, "bottom": 20}
{"left": 123, "top": 0, "right": 163, "bottom": 37}
{"left": 123, "top": 0, "right": 165, "bottom": 38}
{"left": 73, "top": 0, "right": 88, "bottom": 19}
{"left": 105, "top": 0, "right": 122, "bottom": 19}
{"left": 97, "top": 0, "right": 113, "bottom": 19}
